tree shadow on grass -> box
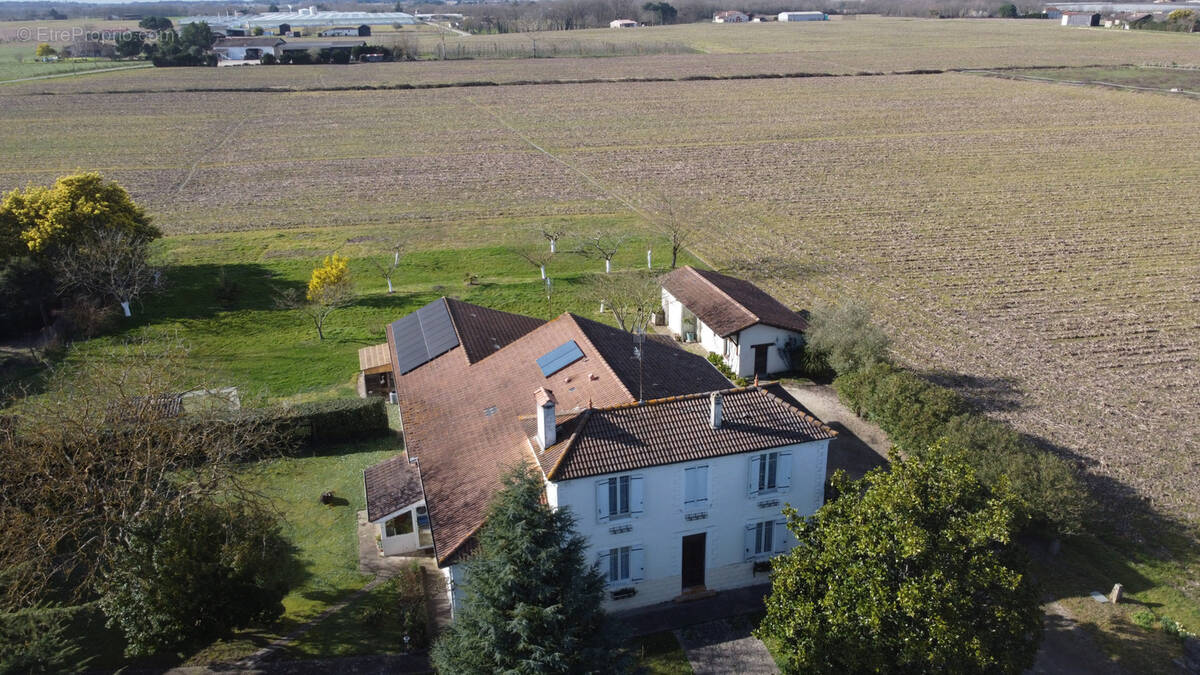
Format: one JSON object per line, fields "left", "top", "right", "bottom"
{"left": 133, "top": 263, "right": 306, "bottom": 325}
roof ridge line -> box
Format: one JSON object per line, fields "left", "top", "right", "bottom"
{"left": 545, "top": 408, "right": 592, "bottom": 481}
{"left": 563, "top": 313, "right": 636, "bottom": 402}
{"left": 688, "top": 266, "right": 760, "bottom": 325}
{"left": 592, "top": 384, "right": 758, "bottom": 412}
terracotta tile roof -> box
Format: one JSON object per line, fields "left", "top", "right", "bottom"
{"left": 444, "top": 297, "right": 546, "bottom": 364}
{"left": 661, "top": 266, "right": 808, "bottom": 337}
{"left": 374, "top": 298, "right": 730, "bottom": 566}
{"left": 364, "top": 453, "right": 425, "bottom": 522}
{"left": 538, "top": 383, "right": 836, "bottom": 481}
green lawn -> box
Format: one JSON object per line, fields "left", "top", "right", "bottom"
{"left": 185, "top": 438, "right": 400, "bottom": 665}
{"left": 631, "top": 630, "right": 692, "bottom": 674}
{"left": 13, "top": 223, "right": 700, "bottom": 406}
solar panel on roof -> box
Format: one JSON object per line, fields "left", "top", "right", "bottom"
{"left": 537, "top": 340, "right": 584, "bottom": 377}
{"left": 392, "top": 300, "right": 460, "bottom": 374}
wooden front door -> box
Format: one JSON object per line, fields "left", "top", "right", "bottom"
{"left": 753, "top": 344, "right": 770, "bottom": 375}
{"left": 681, "top": 533, "right": 706, "bottom": 590}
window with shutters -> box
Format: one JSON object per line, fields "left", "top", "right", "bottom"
{"left": 683, "top": 465, "right": 709, "bottom": 510}
{"left": 748, "top": 450, "right": 792, "bottom": 496}
{"left": 745, "top": 518, "right": 790, "bottom": 560}
{"left": 596, "top": 474, "right": 644, "bottom": 522}
{"left": 598, "top": 544, "right": 645, "bottom": 587}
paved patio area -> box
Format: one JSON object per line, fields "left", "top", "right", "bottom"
{"left": 675, "top": 619, "right": 778, "bottom": 675}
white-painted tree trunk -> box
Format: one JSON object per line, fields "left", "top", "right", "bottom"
{"left": 549, "top": 239, "right": 557, "bottom": 254}
{"left": 394, "top": 251, "right": 400, "bottom": 265}
{"left": 647, "top": 249, "right": 652, "bottom": 269}
{"left": 605, "top": 258, "right": 611, "bottom": 274}
{"left": 387, "top": 278, "right": 394, "bottom": 294}
{"left": 120, "top": 301, "right": 131, "bottom": 317}
{"left": 599, "top": 300, "right": 606, "bottom": 313}
{"left": 539, "top": 264, "right": 546, "bottom": 279}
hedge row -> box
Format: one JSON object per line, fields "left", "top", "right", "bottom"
{"left": 267, "top": 397, "right": 390, "bottom": 447}
{"left": 834, "top": 363, "right": 1087, "bottom": 536}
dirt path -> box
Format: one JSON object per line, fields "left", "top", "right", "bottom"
{"left": 782, "top": 383, "right": 890, "bottom": 482}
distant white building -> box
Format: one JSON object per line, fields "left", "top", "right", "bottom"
{"left": 713, "top": 10, "right": 750, "bottom": 22}
{"left": 212, "top": 36, "right": 285, "bottom": 61}
{"left": 1061, "top": 11, "right": 1101, "bottom": 25}
{"left": 660, "top": 266, "right": 809, "bottom": 378}
{"left": 778, "top": 11, "right": 828, "bottom": 21}
{"left": 610, "top": 19, "right": 639, "bottom": 28}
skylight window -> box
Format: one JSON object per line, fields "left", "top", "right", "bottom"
{"left": 537, "top": 340, "right": 584, "bottom": 377}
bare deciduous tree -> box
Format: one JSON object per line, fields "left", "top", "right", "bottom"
{"left": 274, "top": 284, "right": 354, "bottom": 340}
{"left": 540, "top": 226, "right": 566, "bottom": 254}
{"left": 54, "top": 230, "right": 160, "bottom": 317}
{"left": 513, "top": 247, "right": 555, "bottom": 279}
{"left": 578, "top": 232, "right": 629, "bottom": 274}
{"left": 586, "top": 270, "right": 662, "bottom": 333}
{"left": 368, "top": 237, "right": 406, "bottom": 294}
{"left": 645, "top": 192, "right": 694, "bottom": 270}
{"left": 0, "top": 339, "right": 287, "bottom": 610}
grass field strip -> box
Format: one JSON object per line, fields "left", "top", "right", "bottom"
{"left": 0, "top": 63, "right": 152, "bottom": 86}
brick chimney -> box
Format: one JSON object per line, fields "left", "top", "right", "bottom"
{"left": 536, "top": 387, "right": 557, "bottom": 449}
{"left": 709, "top": 391, "right": 723, "bottom": 429}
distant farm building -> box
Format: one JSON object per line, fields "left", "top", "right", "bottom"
{"left": 1044, "top": 6, "right": 1063, "bottom": 18}
{"left": 319, "top": 25, "right": 371, "bottom": 37}
{"left": 610, "top": 19, "right": 639, "bottom": 28}
{"left": 779, "top": 11, "right": 828, "bottom": 21}
{"left": 212, "top": 36, "right": 285, "bottom": 60}
{"left": 1061, "top": 11, "right": 1101, "bottom": 25}
{"left": 713, "top": 10, "right": 750, "bottom": 22}
{"left": 178, "top": 6, "right": 416, "bottom": 34}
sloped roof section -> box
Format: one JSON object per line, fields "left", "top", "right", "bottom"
{"left": 541, "top": 383, "right": 835, "bottom": 481}
{"left": 365, "top": 454, "right": 425, "bottom": 522}
{"left": 661, "top": 266, "right": 808, "bottom": 337}
{"left": 444, "top": 297, "right": 545, "bottom": 364}
{"left": 374, "top": 302, "right": 730, "bottom": 566}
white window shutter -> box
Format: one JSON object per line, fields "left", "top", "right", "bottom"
{"left": 748, "top": 455, "right": 761, "bottom": 496}
{"left": 630, "top": 476, "right": 645, "bottom": 517}
{"left": 775, "top": 518, "right": 791, "bottom": 552}
{"left": 631, "top": 545, "right": 645, "bottom": 582}
{"left": 697, "top": 466, "right": 709, "bottom": 503}
{"left": 744, "top": 522, "right": 756, "bottom": 560}
{"left": 596, "top": 549, "right": 611, "bottom": 579}
{"left": 596, "top": 479, "right": 610, "bottom": 523}
{"left": 778, "top": 452, "right": 792, "bottom": 490}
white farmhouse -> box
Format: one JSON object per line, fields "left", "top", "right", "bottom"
{"left": 713, "top": 10, "right": 750, "bottom": 22}
{"left": 779, "top": 10, "right": 828, "bottom": 20}
{"left": 610, "top": 19, "right": 639, "bottom": 28}
{"left": 363, "top": 296, "right": 836, "bottom": 614}
{"left": 661, "top": 266, "right": 809, "bottom": 378}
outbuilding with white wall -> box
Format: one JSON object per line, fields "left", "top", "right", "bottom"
{"left": 660, "top": 266, "right": 809, "bottom": 378}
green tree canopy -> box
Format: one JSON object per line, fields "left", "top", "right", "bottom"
{"left": 757, "top": 446, "right": 1042, "bottom": 674}
{"left": 138, "top": 16, "right": 173, "bottom": 31}
{"left": 0, "top": 172, "right": 159, "bottom": 257}
{"left": 99, "top": 499, "right": 293, "bottom": 657}
{"left": 998, "top": 3, "right": 1018, "bottom": 17}
{"left": 431, "top": 463, "right": 621, "bottom": 674}
{"left": 805, "top": 300, "right": 891, "bottom": 375}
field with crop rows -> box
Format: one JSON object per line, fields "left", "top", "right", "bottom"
{"left": 2, "top": 69, "right": 1196, "bottom": 527}
{"left": 4, "top": 17, "right": 1199, "bottom": 94}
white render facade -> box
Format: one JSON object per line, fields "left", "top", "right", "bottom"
{"left": 547, "top": 438, "right": 828, "bottom": 610}
{"left": 441, "top": 438, "right": 828, "bottom": 613}
{"left": 373, "top": 499, "right": 434, "bottom": 556}
{"left": 661, "top": 287, "right": 803, "bottom": 378}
